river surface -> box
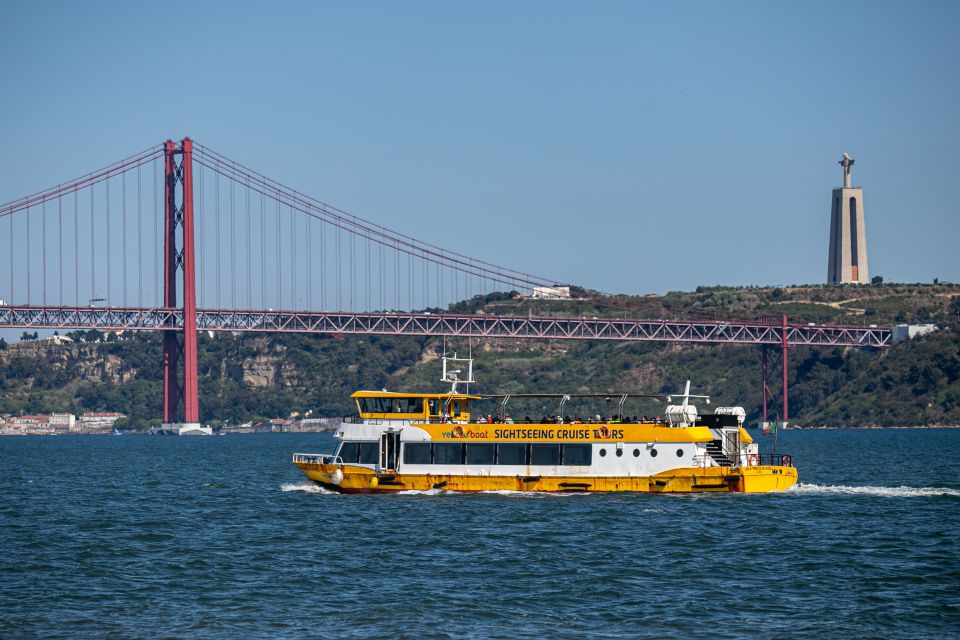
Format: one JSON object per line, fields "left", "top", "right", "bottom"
{"left": 1, "top": 429, "right": 959, "bottom": 639}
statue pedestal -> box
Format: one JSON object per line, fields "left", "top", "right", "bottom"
{"left": 828, "top": 186, "right": 868, "bottom": 284}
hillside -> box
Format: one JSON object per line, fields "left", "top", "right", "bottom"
{"left": 1, "top": 282, "right": 958, "bottom": 428}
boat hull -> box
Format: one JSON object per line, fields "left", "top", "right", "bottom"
{"left": 294, "top": 461, "right": 798, "bottom": 494}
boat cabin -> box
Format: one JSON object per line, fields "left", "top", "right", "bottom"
{"left": 352, "top": 391, "right": 479, "bottom": 423}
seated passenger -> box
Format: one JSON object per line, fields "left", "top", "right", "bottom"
{"left": 477, "top": 415, "right": 487, "bottom": 423}
{"left": 504, "top": 415, "right": 515, "bottom": 424}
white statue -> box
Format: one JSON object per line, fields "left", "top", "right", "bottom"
{"left": 839, "top": 152, "right": 855, "bottom": 188}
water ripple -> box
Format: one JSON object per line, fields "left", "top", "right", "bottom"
{"left": 2, "top": 430, "right": 959, "bottom": 639}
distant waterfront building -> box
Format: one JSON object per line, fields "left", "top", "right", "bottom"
{"left": 49, "top": 413, "right": 76, "bottom": 431}
{"left": 80, "top": 411, "right": 125, "bottom": 421}
{"left": 827, "top": 153, "right": 869, "bottom": 284}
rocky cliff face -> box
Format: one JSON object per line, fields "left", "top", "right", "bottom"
{"left": 0, "top": 340, "right": 136, "bottom": 386}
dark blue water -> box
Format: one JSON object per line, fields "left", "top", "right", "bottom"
{"left": 2, "top": 429, "right": 959, "bottom": 639}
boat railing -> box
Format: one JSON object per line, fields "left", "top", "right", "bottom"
{"left": 757, "top": 453, "right": 794, "bottom": 467}
{"left": 292, "top": 453, "right": 342, "bottom": 465}
{"left": 343, "top": 416, "right": 418, "bottom": 426}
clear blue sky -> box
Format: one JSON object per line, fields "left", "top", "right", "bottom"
{"left": 1, "top": 0, "right": 958, "bottom": 302}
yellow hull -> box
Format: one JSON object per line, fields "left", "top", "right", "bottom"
{"left": 294, "top": 461, "right": 797, "bottom": 494}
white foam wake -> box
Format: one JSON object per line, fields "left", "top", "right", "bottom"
{"left": 394, "top": 489, "right": 591, "bottom": 498}
{"left": 280, "top": 482, "right": 336, "bottom": 495}
{"left": 789, "top": 483, "right": 960, "bottom": 498}
{"left": 397, "top": 488, "right": 449, "bottom": 496}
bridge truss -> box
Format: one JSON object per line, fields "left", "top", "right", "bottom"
{"left": 0, "top": 305, "right": 892, "bottom": 348}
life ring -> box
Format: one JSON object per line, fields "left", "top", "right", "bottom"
{"left": 748, "top": 453, "right": 759, "bottom": 467}
{"left": 452, "top": 425, "right": 464, "bottom": 438}
{"left": 782, "top": 455, "right": 792, "bottom": 467}
{"left": 597, "top": 426, "right": 611, "bottom": 439}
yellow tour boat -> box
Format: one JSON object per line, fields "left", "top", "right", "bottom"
{"left": 292, "top": 357, "right": 797, "bottom": 494}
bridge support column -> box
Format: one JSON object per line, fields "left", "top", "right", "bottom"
{"left": 761, "top": 346, "right": 768, "bottom": 423}
{"left": 162, "top": 138, "right": 199, "bottom": 430}
{"left": 781, "top": 313, "right": 789, "bottom": 424}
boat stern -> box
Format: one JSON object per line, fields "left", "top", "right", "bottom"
{"left": 738, "top": 464, "right": 798, "bottom": 492}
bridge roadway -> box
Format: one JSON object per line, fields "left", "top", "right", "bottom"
{"left": 0, "top": 305, "right": 892, "bottom": 348}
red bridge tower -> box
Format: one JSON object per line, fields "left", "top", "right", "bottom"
{"left": 162, "top": 138, "right": 199, "bottom": 428}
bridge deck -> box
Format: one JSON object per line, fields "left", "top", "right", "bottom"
{"left": 0, "top": 306, "right": 892, "bottom": 348}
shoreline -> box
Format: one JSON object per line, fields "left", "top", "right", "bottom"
{"left": 774, "top": 424, "right": 960, "bottom": 430}
{"left": 4, "top": 424, "right": 960, "bottom": 436}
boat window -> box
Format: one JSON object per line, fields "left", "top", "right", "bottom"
{"left": 362, "top": 397, "right": 424, "bottom": 414}
{"left": 433, "top": 443, "right": 464, "bottom": 465}
{"left": 616, "top": 449, "right": 623, "bottom": 457}
{"left": 531, "top": 444, "right": 560, "bottom": 465}
{"left": 650, "top": 448, "right": 658, "bottom": 457}
{"left": 397, "top": 397, "right": 423, "bottom": 413}
{"left": 359, "top": 442, "right": 379, "bottom": 465}
{"left": 403, "top": 443, "right": 431, "bottom": 464}
{"left": 339, "top": 442, "right": 360, "bottom": 463}
{"left": 428, "top": 399, "right": 440, "bottom": 416}
{"left": 466, "top": 443, "right": 495, "bottom": 465}
{"left": 633, "top": 449, "right": 640, "bottom": 457}
{"left": 562, "top": 444, "right": 592, "bottom": 466}
{"left": 676, "top": 448, "right": 684, "bottom": 457}
{"left": 451, "top": 401, "right": 462, "bottom": 418}
{"left": 496, "top": 443, "right": 527, "bottom": 465}
{"left": 599, "top": 448, "right": 607, "bottom": 457}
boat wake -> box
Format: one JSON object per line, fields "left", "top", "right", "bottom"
{"left": 396, "top": 489, "right": 592, "bottom": 498}
{"left": 789, "top": 483, "right": 960, "bottom": 498}
{"left": 397, "top": 488, "right": 451, "bottom": 496}
{"left": 280, "top": 482, "right": 337, "bottom": 495}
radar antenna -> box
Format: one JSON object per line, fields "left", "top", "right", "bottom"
{"left": 441, "top": 353, "right": 475, "bottom": 394}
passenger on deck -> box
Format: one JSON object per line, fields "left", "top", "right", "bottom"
{"left": 504, "top": 415, "right": 514, "bottom": 424}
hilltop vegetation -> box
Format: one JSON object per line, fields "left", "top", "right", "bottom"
{"left": 1, "top": 283, "right": 958, "bottom": 428}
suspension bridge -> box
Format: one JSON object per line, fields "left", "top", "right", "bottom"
{"left": 0, "top": 138, "right": 892, "bottom": 427}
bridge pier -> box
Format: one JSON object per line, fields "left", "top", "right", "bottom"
{"left": 161, "top": 138, "right": 199, "bottom": 429}
{"left": 781, "top": 313, "right": 789, "bottom": 423}
{"left": 759, "top": 315, "right": 789, "bottom": 427}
